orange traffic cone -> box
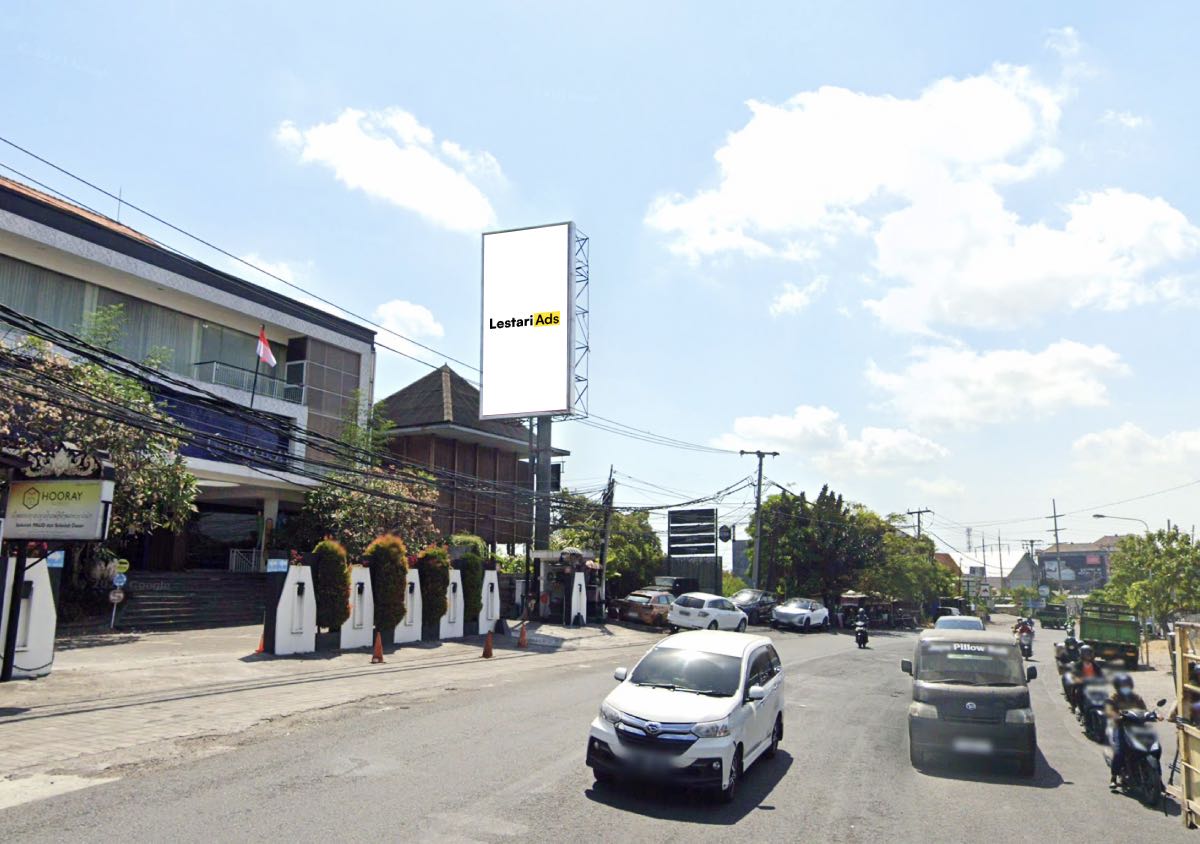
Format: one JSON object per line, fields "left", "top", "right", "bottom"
{"left": 482, "top": 630, "right": 494, "bottom": 659}
{"left": 371, "top": 630, "right": 385, "bottom": 664}
{"left": 255, "top": 633, "right": 265, "bottom": 654}
{"left": 517, "top": 622, "right": 527, "bottom": 649}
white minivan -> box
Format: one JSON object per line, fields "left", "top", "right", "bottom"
{"left": 586, "top": 630, "right": 785, "bottom": 803}
{"left": 667, "top": 592, "right": 748, "bottom": 632}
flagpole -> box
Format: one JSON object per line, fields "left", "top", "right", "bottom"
{"left": 249, "top": 325, "right": 263, "bottom": 409}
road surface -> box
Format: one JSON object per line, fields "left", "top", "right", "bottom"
{"left": 0, "top": 621, "right": 1190, "bottom": 842}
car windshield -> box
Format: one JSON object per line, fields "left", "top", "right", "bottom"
{"left": 781, "top": 598, "right": 809, "bottom": 609}
{"left": 674, "top": 595, "right": 705, "bottom": 609}
{"left": 917, "top": 642, "right": 1025, "bottom": 686}
{"left": 935, "top": 617, "right": 984, "bottom": 630}
{"left": 625, "top": 594, "right": 652, "bottom": 605}
{"left": 629, "top": 647, "right": 743, "bottom": 696}
{"left": 731, "top": 590, "right": 761, "bottom": 602}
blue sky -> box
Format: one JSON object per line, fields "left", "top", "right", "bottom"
{"left": 4, "top": 3, "right": 1200, "bottom": 571}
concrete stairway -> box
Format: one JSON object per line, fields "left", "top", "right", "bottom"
{"left": 118, "top": 571, "right": 267, "bottom": 631}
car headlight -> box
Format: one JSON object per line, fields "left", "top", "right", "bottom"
{"left": 1005, "top": 707, "right": 1035, "bottom": 724}
{"left": 691, "top": 718, "right": 731, "bottom": 738}
{"left": 600, "top": 701, "right": 622, "bottom": 724}
{"left": 908, "top": 701, "right": 938, "bottom": 720}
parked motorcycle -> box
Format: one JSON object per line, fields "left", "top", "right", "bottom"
{"left": 1105, "top": 698, "right": 1170, "bottom": 808}
{"left": 854, "top": 621, "right": 869, "bottom": 649}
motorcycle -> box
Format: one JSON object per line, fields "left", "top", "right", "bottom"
{"left": 854, "top": 621, "right": 869, "bottom": 649}
{"left": 1077, "top": 679, "right": 1109, "bottom": 742}
{"left": 1105, "top": 698, "right": 1170, "bottom": 808}
{"left": 1016, "top": 629, "right": 1034, "bottom": 659}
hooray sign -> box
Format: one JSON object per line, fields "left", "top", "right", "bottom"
{"left": 4, "top": 478, "right": 114, "bottom": 541}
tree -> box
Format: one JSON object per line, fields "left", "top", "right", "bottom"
{"left": 1104, "top": 530, "right": 1200, "bottom": 631}
{"left": 0, "top": 305, "right": 198, "bottom": 540}
{"left": 856, "top": 515, "right": 954, "bottom": 607}
{"left": 365, "top": 534, "right": 408, "bottom": 632}
{"left": 551, "top": 490, "right": 663, "bottom": 590}
{"left": 313, "top": 539, "right": 350, "bottom": 631}
{"left": 722, "top": 571, "right": 749, "bottom": 597}
{"left": 416, "top": 545, "right": 450, "bottom": 631}
{"left": 460, "top": 551, "right": 484, "bottom": 620}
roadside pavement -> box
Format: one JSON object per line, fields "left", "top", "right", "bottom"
{"left": 0, "top": 620, "right": 662, "bottom": 792}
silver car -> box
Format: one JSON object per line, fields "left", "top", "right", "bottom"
{"left": 771, "top": 598, "right": 830, "bottom": 632}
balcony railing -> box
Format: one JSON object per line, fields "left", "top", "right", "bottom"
{"left": 193, "top": 361, "right": 304, "bottom": 404}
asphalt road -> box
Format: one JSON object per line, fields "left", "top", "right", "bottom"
{"left": 0, "top": 622, "right": 1192, "bottom": 842}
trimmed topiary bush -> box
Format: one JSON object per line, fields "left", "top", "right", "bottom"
{"left": 460, "top": 551, "right": 484, "bottom": 620}
{"left": 417, "top": 545, "right": 450, "bottom": 626}
{"left": 313, "top": 539, "right": 350, "bottom": 631}
{"left": 449, "top": 533, "right": 487, "bottom": 559}
{"left": 365, "top": 534, "right": 408, "bottom": 632}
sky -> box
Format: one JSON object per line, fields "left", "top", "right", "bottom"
{"left": 3, "top": 2, "right": 1200, "bottom": 575}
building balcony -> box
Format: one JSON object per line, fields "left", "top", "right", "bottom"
{"left": 192, "top": 360, "right": 305, "bottom": 404}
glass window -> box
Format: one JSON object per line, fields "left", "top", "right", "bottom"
{"left": 747, "top": 649, "right": 772, "bottom": 687}
{"left": 767, "top": 645, "right": 782, "bottom": 675}
{"left": 0, "top": 254, "right": 87, "bottom": 333}
{"left": 916, "top": 642, "right": 1025, "bottom": 686}
{"left": 675, "top": 595, "right": 704, "bottom": 609}
{"left": 629, "top": 647, "right": 743, "bottom": 697}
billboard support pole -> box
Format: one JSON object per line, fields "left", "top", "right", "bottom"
{"left": 524, "top": 417, "right": 534, "bottom": 618}
{"left": 535, "top": 416, "right": 553, "bottom": 550}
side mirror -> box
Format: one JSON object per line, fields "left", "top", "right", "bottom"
{"left": 747, "top": 685, "right": 766, "bottom": 701}
{"left": 1158, "top": 698, "right": 1168, "bottom": 708}
{"left": 901, "top": 659, "right": 912, "bottom": 675}
{"left": 1026, "top": 666, "right": 1038, "bottom": 681}
{"left": 613, "top": 667, "right": 628, "bottom": 682}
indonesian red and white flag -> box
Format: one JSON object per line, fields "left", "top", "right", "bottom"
{"left": 256, "top": 327, "right": 277, "bottom": 367}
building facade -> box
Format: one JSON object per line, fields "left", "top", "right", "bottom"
{"left": 0, "top": 176, "right": 376, "bottom": 571}
{"left": 1036, "top": 535, "right": 1120, "bottom": 592}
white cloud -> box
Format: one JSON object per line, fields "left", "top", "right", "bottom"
{"left": 1072, "top": 423, "right": 1200, "bottom": 468}
{"left": 867, "top": 340, "right": 1128, "bottom": 429}
{"left": 233, "top": 253, "right": 346, "bottom": 317}
{"left": 1101, "top": 109, "right": 1146, "bottom": 129}
{"left": 373, "top": 299, "right": 444, "bottom": 339}
{"left": 769, "top": 276, "right": 827, "bottom": 316}
{"left": 277, "top": 108, "right": 501, "bottom": 233}
{"left": 646, "top": 43, "right": 1200, "bottom": 331}
{"left": 712, "top": 404, "right": 946, "bottom": 476}
{"left": 909, "top": 476, "right": 967, "bottom": 499}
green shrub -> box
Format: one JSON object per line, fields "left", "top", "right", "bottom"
{"left": 449, "top": 533, "right": 487, "bottom": 558}
{"left": 460, "top": 551, "right": 484, "bottom": 620}
{"left": 722, "top": 571, "right": 749, "bottom": 597}
{"left": 313, "top": 539, "right": 350, "bottom": 631}
{"left": 417, "top": 545, "right": 450, "bottom": 623}
{"left": 365, "top": 534, "right": 408, "bottom": 631}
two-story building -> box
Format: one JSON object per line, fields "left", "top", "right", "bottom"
{"left": 1037, "top": 535, "right": 1121, "bottom": 592}
{"left": 0, "top": 176, "right": 376, "bottom": 573}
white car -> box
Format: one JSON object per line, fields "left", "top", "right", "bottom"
{"left": 586, "top": 630, "right": 785, "bottom": 802}
{"left": 667, "top": 592, "right": 748, "bottom": 632}
{"left": 771, "top": 598, "right": 830, "bottom": 632}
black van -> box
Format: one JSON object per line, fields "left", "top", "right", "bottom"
{"left": 901, "top": 630, "right": 1038, "bottom": 776}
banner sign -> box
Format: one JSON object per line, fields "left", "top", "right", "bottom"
{"left": 4, "top": 478, "right": 113, "bottom": 541}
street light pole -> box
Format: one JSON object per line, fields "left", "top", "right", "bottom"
{"left": 1092, "top": 513, "right": 1151, "bottom": 533}
{"left": 740, "top": 450, "right": 779, "bottom": 589}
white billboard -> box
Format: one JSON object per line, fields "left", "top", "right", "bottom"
{"left": 480, "top": 222, "right": 574, "bottom": 419}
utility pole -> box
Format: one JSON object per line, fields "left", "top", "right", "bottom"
{"left": 1047, "top": 499, "right": 1064, "bottom": 594}
{"left": 966, "top": 526, "right": 973, "bottom": 552}
{"left": 906, "top": 508, "right": 932, "bottom": 539}
{"left": 997, "top": 532, "right": 1004, "bottom": 592}
{"left": 740, "top": 450, "right": 779, "bottom": 589}
{"left": 597, "top": 466, "right": 615, "bottom": 610}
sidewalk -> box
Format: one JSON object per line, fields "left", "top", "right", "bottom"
{"left": 0, "top": 621, "right": 659, "bottom": 786}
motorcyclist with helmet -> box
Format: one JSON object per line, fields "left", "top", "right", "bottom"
{"left": 1106, "top": 672, "right": 1148, "bottom": 790}
{"left": 1065, "top": 644, "right": 1104, "bottom": 712}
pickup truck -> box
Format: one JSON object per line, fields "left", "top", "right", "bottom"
{"left": 1078, "top": 602, "right": 1140, "bottom": 668}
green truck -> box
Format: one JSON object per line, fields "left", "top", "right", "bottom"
{"left": 1038, "top": 602, "right": 1069, "bottom": 630}
{"left": 1078, "top": 602, "right": 1140, "bottom": 668}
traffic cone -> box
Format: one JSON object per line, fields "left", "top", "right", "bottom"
{"left": 482, "top": 630, "right": 494, "bottom": 659}
{"left": 254, "top": 633, "right": 265, "bottom": 654}
{"left": 371, "top": 630, "right": 385, "bottom": 664}
{"left": 517, "top": 622, "right": 527, "bottom": 649}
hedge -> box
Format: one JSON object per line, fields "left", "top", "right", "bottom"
{"left": 313, "top": 539, "right": 350, "bottom": 631}
{"left": 449, "top": 533, "right": 487, "bottom": 558}
{"left": 460, "top": 551, "right": 484, "bottom": 620}
{"left": 417, "top": 545, "right": 450, "bottom": 624}
{"left": 365, "top": 534, "right": 408, "bottom": 632}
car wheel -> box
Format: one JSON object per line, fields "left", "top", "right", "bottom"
{"left": 909, "top": 732, "right": 924, "bottom": 769}
{"left": 803, "top": 618, "right": 811, "bottom": 633}
{"left": 708, "top": 620, "right": 719, "bottom": 630}
{"left": 822, "top": 617, "right": 831, "bottom": 631}
{"left": 717, "top": 747, "right": 741, "bottom": 804}
{"left": 669, "top": 625, "right": 679, "bottom": 633}
{"left": 1017, "top": 754, "right": 1036, "bottom": 778}
{"left": 736, "top": 619, "right": 747, "bottom": 632}
{"left": 766, "top": 715, "right": 782, "bottom": 758}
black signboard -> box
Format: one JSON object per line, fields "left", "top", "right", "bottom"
{"left": 719, "top": 525, "right": 732, "bottom": 543}
{"left": 668, "top": 508, "right": 718, "bottom": 558}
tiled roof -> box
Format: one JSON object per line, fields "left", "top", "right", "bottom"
{"left": 0, "top": 175, "right": 157, "bottom": 246}
{"left": 933, "top": 552, "right": 961, "bottom": 576}
{"left": 377, "top": 365, "right": 532, "bottom": 444}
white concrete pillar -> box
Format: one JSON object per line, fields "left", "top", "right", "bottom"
{"left": 340, "top": 565, "right": 374, "bottom": 649}
{"left": 394, "top": 568, "right": 422, "bottom": 645}
{"left": 439, "top": 570, "right": 464, "bottom": 640}
{"left": 0, "top": 560, "right": 57, "bottom": 678}
{"left": 570, "top": 571, "right": 587, "bottom": 626}
{"left": 479, "top": 569, "right": 499, "bottom": 634}
{"left": 274, "top": 565, "right": 315, "bottom": 655}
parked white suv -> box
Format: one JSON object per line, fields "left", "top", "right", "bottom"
{"left": 586, "top": 630, "right": 785, "bottom": 802}
{"left": 668, "top": 592, "right": 748, "bottom": 632}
